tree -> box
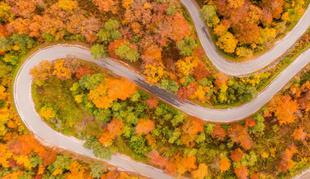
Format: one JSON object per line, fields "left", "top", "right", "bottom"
{"left": 228, "top": 124, "right": 253, "bottom": 150}
{"left": 143, "top": 64, "right": 165, "bottom": 84}
{"left": 227, "top": 0, "right": 245, "bottom": 9}
{"left": 88, "top": 78, "right": 137, "bottom": 109}
{"left": 278, "top": 145, "right": 297, "bottom": 172}
{"left": 30, "top": 60, "right": 53, "bottom": 83}
{"left": 92, "top": 0, "right": 119, "bottom": 14}
{"left": 0, "top": 2, "right": 13, "bottom": 23}
{"left": 147, "top": 150, "right": 176, "bottom": 174}
{"left": 219, "top": 156, "right": 231, "bottom": 172}
{"left": 57, "top": 0, "right": 78, "bottom": 11}
{"left": 142, "top": 45, "right": 162, "bottom": 64}
{"left": 97, "top": 19, "right": 122, "bottom": 44}
{"left": 234, "top": 23, "right": 259, "bottom": 45}
{"left": 259, "top": 28, "right": 276, "bottom": 45}
{"left": 193, "top": 62, "right": 210, "bottom": 80}
{"left": 230, "top": 148, "right": 244, "bottom": 162}
{"left": 262, "top": 0, "right": 284, "bottom": 19}
{"left": 135, "top": 119, "right": 155, "bottom": 135}
{"left": 211, "top": 124, "right": 227, "bottom": 140}
{"left": 115, "top": 42, "right": 140, "bottom": 63}
{"left": 79, "top": 73, "right": 104, "bottom": 90}
{"left": 122, "top": 0, "right": 133, "bottom": 9}
{"left": 91, "top": 44, "right": 107, "bottom": 59}
{"left": 176, "top": 155, "right": 197, "bottom": 175}
{"left": 170, "top": 13, "right": 192, "bottom": 42}
{"left": 268, "top": 95, "right": 298, "bottom": 125}
{"left": 175, "top": 57, "right": 199, "bottom": 77}
{"left": 53, "top": 59, "right": 72, "bottom": 80}
{"left": 182, "top": 117, "right": 204, "bottom": 136}
{"left": 216, "top": 32, "right": 238, "bottom": 53}
{"left": 75, "top": 65, "right": 95, "bottom": 79}
{"left": 234, "top": 165, "right": 249, "bottom": 179}
{"left": 201, "top": 5, "right": 220, "bottom": 27}
{"left": 292, "top": 127, "right": 307, "bottom": 142}
{"left": 39, "top": 106, "right": 56, "bottom": 121}
{"left": 191, "top": 163, "right": 208, "bottom": 179}
{"left": 99, "top": 119, "right": 124, "bottom": 147}
{"left": 177, "top": 37, "right": 197, "bottom": 57}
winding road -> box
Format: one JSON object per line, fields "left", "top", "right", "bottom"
{"left": 13, "top": 45, "right": 173, "bottom": 179}
{"left": 12, "top": 1, "right": 310, "bottom": 178}
{"left": 180, "top": 0, "right": 310, "bottom": 76}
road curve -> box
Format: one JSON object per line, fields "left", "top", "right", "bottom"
{"left": 13, "top": 45, "right": 173, "bottom": 179}
{"left": 180, "top": 0, "right": 310, "bottom": 76}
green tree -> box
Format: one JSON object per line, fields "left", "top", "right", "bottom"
{"left": 97, "top": 19, "right": 122, "bottom": 44}
{"left": 201, "top": 5, "right": 220, "bottom": 27}
{"left": 115, "top": 43, "right": 140, "bottom": 62}
{"left": 91, "top": 44, "right": 107, "bottom": 59}
{"left": 177, "top": 37, "right": 197, "bottom": 56}
{"left": 79, "top": 73, "right": 104, "bottom": 90}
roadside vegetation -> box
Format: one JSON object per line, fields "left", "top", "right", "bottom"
{"left": 198, "top": 0, "right": 309, "bottom": 58}
{"left": 32, "top": 58, "right": 310, "bottom": 179}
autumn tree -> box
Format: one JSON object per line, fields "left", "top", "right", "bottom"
{"left": 99, "top": 119, "right": 124, "bottom": 147}
{"left": 135, "top": 119, "right": 155, "bottom": 135}
{"left": 88, "top": 78, "right": 137, "bottom": 109}
{"left": 91, "top": 44, "right": 107, "bottom": 59}
{"left": 191, "top": 163, "right": 208, "bottom": 179}
{"left": 177, "top": 37, "right": 198, "bottom": 57}
{"left": 278, "top": 145, "right": 297, "bottom": 172}
{"left": 201, "top": 5, "right": 220, "bottom": 27}
{"left": 97, "top": 19, "right": 122, "bottom": 44}
{"left": 219, "top": 156, "right": 231, "bottom": 172}
{"left": 228, "top": 124, "right": 253, "bottom": 150}
{"left": 234, "top": 165, "right": 249, "bottom": 179}
{"left": 268, "top": 95, "right": 298, "bottom": 125}
{"left": 92, "top": 0, "right": 119, "bottom": 14}
{"left": 216, "top": 32, "right": 238, "bottom": 53}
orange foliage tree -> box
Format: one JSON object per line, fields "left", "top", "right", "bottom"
{"left": 135, "top": 119, "right": 155, "bottom": 135}
{"left": 228, "top": 124, "right": 252, "bottom": 150}
{"left": 99, "top": 119, "right": 124, "bottom": 147}
{"left": 268, "top": 95, "right": 298, "bottom": 125}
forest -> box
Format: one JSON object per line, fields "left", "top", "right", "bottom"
{"left": 198, "top": 0, "right": 309, "bottom": 58}
{"left": 0, "top": 0, "right": 308, "bottom": 178}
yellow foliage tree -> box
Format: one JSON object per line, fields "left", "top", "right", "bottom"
{"left": 53, "top": 59, "right": 72, "bottom": 80}
{"left": 216, "top": 32, "right": 238, "bottom": 54}
{"left": 57, "top": 0, "right": 78, "bottom": 11}
{"left": 227, "top": 0, "right": 245, "bottom": 9}
{"left": 144, "top": 64, "right": 165, "bottom": 84}
{"left": 39, "top": 106, "right": 56, "bottom": 121}
{"left": 191, "top": 163, "right": 208, "bottom": 179}
{"left": 175, "top": 57, "right": 199, "bottom": 77}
